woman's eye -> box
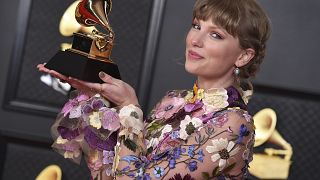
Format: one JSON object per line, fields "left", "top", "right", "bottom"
{"left": 210, "top": 32, "right": 223, "bottom": 39}
{"left": 192, "top": 23, "right": 200, "bottom": 30}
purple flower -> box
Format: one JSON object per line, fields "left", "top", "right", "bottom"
{"left": 61, "top": 99, "right": 78, "bottom": 117}
{"left": 226, "top": 86, "right": 247, "bottom": 110}
{"left": 211, "top": 113, "right": 228, "bottom": 128}
{"left": 101, "top": 109, "right": 120, "bottom": 131}
{"left": 184, "top": 100, "right": 203, "bottom": 113}
{"left": 188, "top": 145, "right": 195, "bottom": 158}
{"left": 188, "top": 161, "right": 198, "bottom": 172}
{"left": 169, "top": 158, "right": 176, "bottom": 169}
{"left": 172, "top": 147, "right": 185, "bottom": 159}
{"left": 57, "top": 126, "right": 80, "bottom": 140}
{"left": 61, "top": 92, "right": 89, "bottom": 117}
{"left": 169, "top": 174, "right": 195, "bottom": 180}
{"left": 199, "top": 112, "right": 215, "bottom": 124}
{"left": 84, "top": 127, "right": 117, "bottom": 151}
{"left": 236, "top": 124, "right": 250, "bottom": 143}
{"left": 170, "top": 131, "right": 180, "bottom": 139}
{"left": 154, "top": 97, "right": 186, "bottom": 119}
{"left": 103, "top": 150, "right": 115, "bottom": 164}
{"left": 197, "top": 149, "right": 204, "bottom": 162}
{"left": 82, "top": 99, "right": 105, "bottom": 114}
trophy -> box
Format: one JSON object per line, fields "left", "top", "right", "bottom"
{"left": 45, "top": 0, "right": 121, "bottom": 83}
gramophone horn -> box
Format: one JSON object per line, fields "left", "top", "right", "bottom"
{"left": 250, "top": 108, "right": 293, "bottom": 179}
{"left": 59, "top": 0, "right": 96, "bottom": 37}
{"left": 75, "top": 0, "right": 113, "bottom": 31}
{"left": 253, "top": 108, "right": 277, "bottom": 147}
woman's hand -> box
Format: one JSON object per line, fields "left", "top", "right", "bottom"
{"left": 37, "top": 63, "right": 139, "bottom": 107}
{"left": 68, "top": 71, "right": 139, "bottom": 107}
{"left": 37, "top": 63, "right": 95, "bottom": 95}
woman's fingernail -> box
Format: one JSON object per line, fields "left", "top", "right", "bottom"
{"left": 99, "top": 71, "right": 105, "bottom": 78}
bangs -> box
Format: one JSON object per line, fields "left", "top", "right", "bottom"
{"left": 193, "top": 0, "right": 241, "bottom": 37}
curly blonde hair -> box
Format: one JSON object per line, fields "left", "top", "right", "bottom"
{"left": 193, "top": 0, "right": 271, "bottom": 79}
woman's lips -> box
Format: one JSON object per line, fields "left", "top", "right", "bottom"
{"left": 188, "top": 50, "right": 203, "bottom": 60}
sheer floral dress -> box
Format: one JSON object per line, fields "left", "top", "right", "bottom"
{"left": 51, "top": 84, "right": 255, "bottom": 180}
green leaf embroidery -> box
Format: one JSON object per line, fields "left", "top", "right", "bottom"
{"left": 212, "top": 167, "right": 220, "bottom": 177}
{"left": 123, "top": 138, "right": 137, "bottom": 152}
{"left": 202, "top": 172, "right": 210, "bottom": 180}
{"left": 222, "top": 162, "right": 236, "bottom": 173}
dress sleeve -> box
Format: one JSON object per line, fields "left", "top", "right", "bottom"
{"left": 114, "top": 108, "right": 255, "bottom": 179}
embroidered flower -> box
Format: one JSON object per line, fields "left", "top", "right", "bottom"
{"left": 82, "top": 99, "right": 105, "bottom": 114}
{"left": 179, "top": 115, "right": 203, "bottom": 140}
{"left": 159, "top": 138, "right": 181, "bottom": 152}
{"left": 101, "top": 108, "right": 120, "bottom": 131}
{"left": 119, "top": 105, "right": 144, "bottom": 140}
{"left": 184, "top": 99, "right": 204, "bottom": 112}
{"left": 89, "top": 111, "right": 102, "bottom": 129}
{"left": 184, "top": 90, "right": 194, "bottom": 102}
{"left": 153, "top": 167, "right": 165, "bottom": 178}
{"left": 61, "top": 140, "right": 81, "bottom": 159}
{"left": 169, "top": 174, "right": 195, "bottom": 180}
{"left": 103, "top": 150, "right": 115, "bottom": 164}
{"left": 188, "top": 145, "right": 195, "bottom": 158}
{"left": 211, "top": 112, "right": 229, "bottom": 128}
{"left": 169, "top": 158, "right": 176, "bottom": 169}
{"left": 154, "top": 97, "right": 185, "bottom": 119}
{"left": 188, "top": 161, "right": 198, "bottom": 172}
{"left": 197, "top": 149, "right": 204, "bottom": 162}
{"left": 61, "top": 92, "right": 89, "bottom": 117}
{"left": 69, "top": 105, "right": 82, "bottom": 118}
{"left": 206, "top": 138, "right": 240, "bottom": 170}
{"left": 203, "top": 88, "right": 229, "bottom": 112}
{"left": 236, "top": 124, "right": 250, "bottom": 144}
{"left": 170, "top": 131, "right": 180, "bottom": 139}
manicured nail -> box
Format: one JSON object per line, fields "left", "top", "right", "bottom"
{"left": 99, "top": 71, "right": 105, "bottom": 78}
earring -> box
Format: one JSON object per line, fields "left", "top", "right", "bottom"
{"left": 234, "top": 67, "right": 240, "bottom": 76}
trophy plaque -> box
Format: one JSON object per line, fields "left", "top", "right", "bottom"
{"left": 45, "top": 0, "right": 121, "bottom": 83}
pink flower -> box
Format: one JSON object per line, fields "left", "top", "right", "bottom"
{"left": 102, "top": 109, "right": 120, "bottom": 131}
{"left": 154, "top": 97, "right": 186, "bottom": 119}
{"left": 61, "top": 92, "right": 89, "bottom": 117}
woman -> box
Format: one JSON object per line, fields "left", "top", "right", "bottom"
{"left": 38, "top": 0, "right": 270, "bottom": 179}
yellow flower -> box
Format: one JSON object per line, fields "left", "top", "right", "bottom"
{"left": 56, "top": 136, "right": 68, "bottom": 144}
{"left": 184, "top": 90, "right": 194, "bottom": 102}
{"left": 197, "top": 88, "right": 205, "bottom": 100}
{"left": 89, "top": 111, "right": 102, "bottom": 129}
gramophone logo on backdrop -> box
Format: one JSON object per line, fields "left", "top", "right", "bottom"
{"left": 249, "top": 108, "right": 293, "bottom": 179}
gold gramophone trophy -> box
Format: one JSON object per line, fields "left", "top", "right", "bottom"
{"left": 45, "top": 0, "right": 121, "bottom": 83}
{"left": 249, "top": 108, "right": 293, "bottom": 179}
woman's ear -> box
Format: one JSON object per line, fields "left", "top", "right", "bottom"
{"left": 235, "top": 48, "right": 255, "bottom": 67}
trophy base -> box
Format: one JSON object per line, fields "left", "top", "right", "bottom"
{"left": 45, "top": 50, "right": 121, "bottom": 83}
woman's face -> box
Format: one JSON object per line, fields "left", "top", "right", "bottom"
{"left": 185, "top": 18, "right": 243, "bottom": 83}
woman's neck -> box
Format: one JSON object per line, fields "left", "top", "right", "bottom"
{"left": 197, "top": 74, "right": 236, "bottom": 90}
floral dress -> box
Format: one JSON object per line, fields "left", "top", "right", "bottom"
{"left": 51, "top": 84, "right": 255, "bottom": 180}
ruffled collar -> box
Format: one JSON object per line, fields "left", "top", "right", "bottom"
{"left": 185, "top": 83, "right": 250, "bottom": 111}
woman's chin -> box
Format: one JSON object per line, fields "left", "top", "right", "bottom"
{"left": 184, "top": 63, "right": 200, "bottom": 76}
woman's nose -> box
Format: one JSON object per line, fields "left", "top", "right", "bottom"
{"left": 191, "top": 34, "right": 204, "bottom": 48}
